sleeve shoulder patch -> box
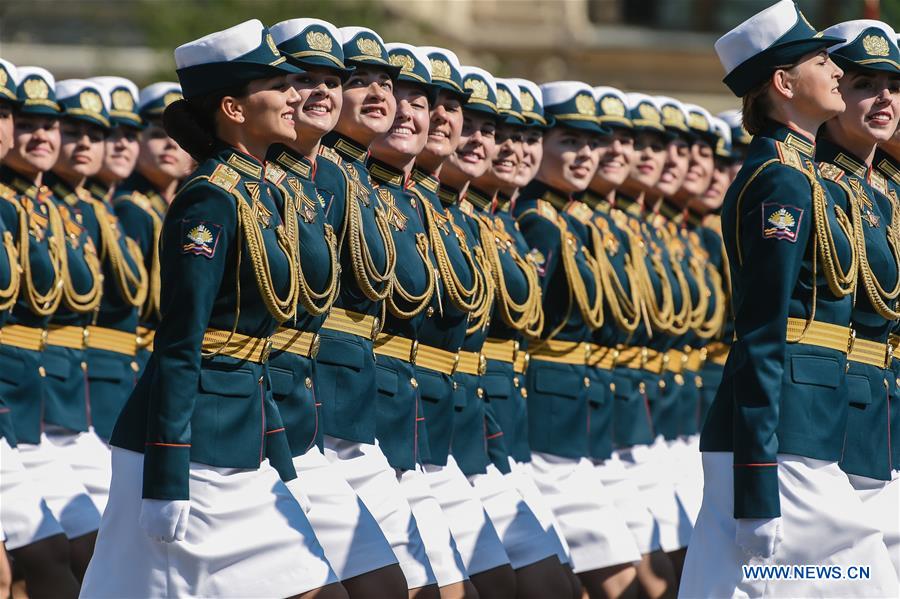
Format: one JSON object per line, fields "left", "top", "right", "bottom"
{"left": 773, "top": 140, "right": 804, "bottom": 172}
{"left": 761, "top": 202, "right": 804, "bottom": 243}
{"left": 265, "top": 163, "right": 286, "bottom": 186}
{"left": 818, "top": 162, "right": 845, "bottom": 183}
{"left": 181, "top": 219, "right": 223, "bottom": 259}
{"left": 208, "top": 164, "right": 240, "bottom": 192}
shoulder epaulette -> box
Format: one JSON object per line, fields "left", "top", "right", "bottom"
{"left": 566, "top": 201, "right": 593, "bottom": 224}
{"left": 0, "top": 182, "right": 16, "bottom": 201}
{"left": 265, "top": 163, "right": 286, "bottom": 186}
{"left": 870, "top": 170, "right": 888, "bottom": 197}
{"left": 536, "top": 199, "right": 558, "bottom": 222}
{"left": 208, "top": 164, "right": 241, "bottom": 192}
{"left": 877, "top": 158, "right": 900, "bottom": 185}
{"left": 773, "top": 140, "right": 804, "bottom": 172}
{"left": 818, "top": 162, "right": 845, "bottom": 183}
{"left": 318, "top": 145, "right": 342, "bottom": 165}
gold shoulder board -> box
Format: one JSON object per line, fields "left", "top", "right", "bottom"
{"left": 870, "top": 171, "right": 888, "bottom": 197}
{"left": 0, "top": 182, "right": 15, "bottom": 201}
{"left": 208, "top": 164, "right": 241, "bottom": 192}
{"left": 773, "top": 140, "right": 803, "bottom": 172}
{"left": 818, "top": 162, "right": 844, "bottom": 183}
{"left": 265, "top": 163, "right": 286, "bottom": 186}
{"left": 566, "top": 201, "right": 593, "bottom": 224}
{"left": 318, "top": 146, "right": 342, "bottom": 165}
{"left": 537, "top": 199, "right": 558, "bottom": 222}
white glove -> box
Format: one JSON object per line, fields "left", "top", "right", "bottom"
{"left": 139, "top": 499, "right": 191, "bottom": 543}
{"left": 735, "top": 517, "right": 783, "bottom": 559}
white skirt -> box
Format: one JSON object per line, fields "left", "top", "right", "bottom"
{"left": 618, "top": 440, "right": 692, "bottom": 551}
{"left": 529, "top": 452, "right": 641, "bottom": 573}
{"left": 288, "top": 445, "right": 399, "bottom": 581}
{"left": 423, "top": 456, "right": 511, "bottom": 575}
{"left": 594, "top": 453, "right": 661, "bottom": 555}
{"left": 45, "top": 426, "right": 112, "bottom": 513}
{"left": 507, "top": 458, "right": 572, "bottom": 565}
{"left": 847, "top": 473, "right": 900, "bottom": 583}
{"left": 671, "top": 435, "right": 704, "bottom": 526}
{"left": 16, "top": 434, "right": 100, "bottom": 539}
{"left": 398, "top": 466, "right": 468, "bottom": 586}
{"left": 0, "top": 437, "right": 65, "bottom": 550}
{"left": 80, "top": 448, "right": 338, "bottom": 598}
{"left": 469, "top": 463, "right": 559, "bottom": 569}
{"left": 679, "top": 452, "right": 899, "bottom": 599}
{"left": 322, "top": 436, "right": 436, "bottom": 589}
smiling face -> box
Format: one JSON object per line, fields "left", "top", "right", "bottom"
{"left": 472, "top": 121, "right": 524, "bottom": 193}
{"left": 653, "top": 135, "right": 690, "bottom": 197}
{"left": 680, "top": 140, "right": 715, "bottom": 198}
{"left": 536, "top": 125, "right": 600, "bottom": 194}
{"left": 370, "top": 82, "right": 430, "bottom": 169}
{"left": 287, "top": 67, "right": 343, "bottom": 151}
{"left": 97, "top": 126, "right": 140, "bottom": 184}
{"left": 136, "top": 118, "right": 193, "bottom": 190}
{"left": 825, "top": 67, "right": 900, "bottom": 158}
{"left": 335, "top": 66, "right": 396, "bottom": 146}
{"left": 52, "top": 118, "right": 107, "bottom": 184}
{"left": 0, "top": 102, "right": 13, "bottom": 162}
{"left": 513, "top": 126, "right": 543, "bottom": 187}
{"left": 693, "top": 157, "right": 731, "bottom": 214}
{"left": 624, "top": 130, "right": 666, "bottom": 193}
{"left": 233, "top": 75, "right": 300, "bottom": 150}
{"left": 5, "top": 113, "right": 61, "bottom": 178}
{"left": 417, "top": 90, "right": 463, "bottom": 173}
{"left": 591, "top": 127, "right": 634, "bottom": 192}
{"left": 440, "top": 109, "right": 497, "bottom": 188}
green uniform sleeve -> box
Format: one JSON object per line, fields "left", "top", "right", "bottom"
{"left": 142, "top": 182, "right": 235, "bottom": 500}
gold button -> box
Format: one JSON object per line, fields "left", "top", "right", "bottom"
{"left": 305, "top": 377, "right": 313, "bottom": 389}
{"left": 609, "top": 383, "right": 616, "bottom": 393}
{"left": 410, "top": 198, "right": 417, "bottom": 208}
{"left": 477, "top": 387, "right": 484, "bottom": 398}
{"left": 452, "top": 381, "right": 458, "bottom": 390}
{"left": 38, "top": 366, "right": 46, "bottom": 377}
{"left": 371, "top": 317, "right": 381, "bottom": 340}
{"left": 674, "top": 373, "right": 684, "bottom": 386}
{"left": 410, "top": 377, "right": 418, "bottom": 389}
{"left": 659, "top": 379, "right": 666, "bottom": 389}
{"left": 310, "top": 334, "right": 321, "bottom": 359}
{"left": 426, "top": 306, "right": 434, "bottom": 318}
{"left": 513, "top": 377, "right": 520, "bottom": 388}
{"left": 258, "top": 376, "right": 264, "bottom": 385}
{"left": 81, "top": 361, "right": 88, "bottom": 372}
{"left": 638, "top": 381, "right": 646, "bottom": 393}
{"left": 695, "top": 376, "right": 703, "bottom": 389}
{"left": 884, "top": 378, "right": 890, "bottom": 389}
{"left": 131, "top": 361, "right": 139, "bottom": 373}
{"left": 583, "top": 376, "right": 590, "bottom": 388}
{"left": 520, "top": 388, "right": 527, "bottom": 398}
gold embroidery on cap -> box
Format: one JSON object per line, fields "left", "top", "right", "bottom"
{"left": 575, "top": 94, "right": 595, "bottom": 116}
{"left": 24, "top": 78, "right": 49, "bottom": 100}
{"left": 638, "top": 103, "right": 661, "bottom": 123}
{"left": 863, "top": 35, "right": 890, "bottom": 57}
{"left": 430, "top": 58, "right": 451, "bottom": 79}
{"left": 465, "top": 78, "right": 488, "bottom": 99}
{"left": 520, "top": 90, "right": 535, "bottom": 112}
{"left": 497, "top": 88, "right": 512, "bottom": 110}
{"left": 306, "top": 30, "right": 333, "bottom": 52}
{"left": 0, "top": 69, "right": 7, "bottom": 88}
{"left": 688, "top": 112, "right": 709, "bottom": 131}
{"left": 163, "top": 92, "right": 182, "bottom": 107}
{"left": 112, "top": 89, "right": 134, "bottom": 111}
{"left": 266, "top": 33, "right": 279, "bottom": 56}
{"left": 601, "top": 96, "right": 626, "bottom": 117}
{"left": 356, "top": 37, "right": 382, "bottom": 58}
{"left": 661, "top": 105, "right": 685, "bottom": 126}
{"left": 80, "top": 90, "right": 103, "bottom": 114}
{"left": 389, "top": 53, "right": 415, "bottom": 73}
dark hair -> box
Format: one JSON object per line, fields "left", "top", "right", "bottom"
{"left": 741, "top": 62, "right": 802, "bottom": 136}
{"left": 162, "top": 84, "right": 249, "bottom": 162}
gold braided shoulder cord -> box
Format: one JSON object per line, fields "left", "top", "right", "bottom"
{"left": 87, "top": 199, "right": 149, "bottom": 308}
{"left": 846, "top": 178, "right": 900, "bottom": 319}
{"left": 0, "top": 231, "right": 21, "bottom": 312}
{"left": 587, "top": 222, "right": 641, "bottom": 333}
{"left": 684, "top": 234, "right": 711, "bottom": 330}
{"left": 15, "top": 195, "right": 65, "bottom": 316}
{"left": 387, "top": 231, "right": 435, "bottom": 319}
{"left": 49, "top": 202, "right": 102, "bottom": 313}
{"left": 653, "top": 222, "right": 692, "bottom": 335}
{"left": 140, "top": 204, "right": 163, "bottom": 321}
{"left": 628, "top": 217, "right": 674, "bottom": 334}
{"left": 558, "top": 217, "right": 604, "bottom": 329}
{"left": 421, "top": 199, "right": 485, "bottom": 312}
{"left": 342, "top": 175, "right": 396, "bottom": 301}
{"left": 466, "top": 228, "right": 495, "bottom": 335}
{"left": 475, "top": 213, "right": 542, "bottom": 334}
{"left": 694, "top": 263, "right": 727, "bottom": 339}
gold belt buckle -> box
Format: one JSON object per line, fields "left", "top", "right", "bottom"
{"left": 409, "top": 340, "right": 419, "bottom": 365}
{"left": 847, "top": 329, "right": 857, "bottom": 356}
{"left": 261, "top": 338, "right": 273, "bottom": 363}
{"left": 512, "top": 340, "right": 520, "bottom": 366}
{"left": 371, "top": 316, "right": 382, "bottom": 341}
{"left": 886, "top": 342, "right": 894, "bottom": 370}
{"left": 478, "top": 353, "right": 487, "bottom": 376}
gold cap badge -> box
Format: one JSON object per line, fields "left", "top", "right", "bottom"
{"left": 862, "top": 34, "right": 890, "bottom": 57}
{"left": 356, "top": 37, "right": 382, "bottom": 58}
{"left": 601, "top": 96, "right": 625, "bottom": 117}
{"left": 389, "top": 53, "right": 415, "bottom": 73}
{"left": 112, "top": 89, "right": 134, "bottom": 112}
{"left": 79, "top": 90, "right": 103, "bottom": 114}
{"left": 464, "top": 78, "right": 488, "bottom": 100}
{"left": 497, "top": 88, "right": 512, "bottom": 110}
{"left": 638, "top": 103, "right": 661, "bottom": 123}
{"left": 24, "top": 77, "right": 49, "bottom": 100}
{"left": 661, "top": 105, "right": 685, "bottom": 127}
{"left": 575, "top": 93, "right": 595, "bottom": 116}
{"left": 306, "top": 30, "right": 333, "bottom": 52}
{"left": 688, "top": 112, "right": 709, "bottom": 131}
{"left": 430, "top": 58, "right": 451, "bottom": 79}
{"left": 0, "top": 69, "right": 7, "bottom": 88}
{"left": 520, "top": 90, "right": 535, "bottom": 112}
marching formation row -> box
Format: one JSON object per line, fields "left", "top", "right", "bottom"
{"left": 0, "top": 1, "right": 898, "bottom": 598}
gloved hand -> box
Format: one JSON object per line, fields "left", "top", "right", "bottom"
{"left": 139, "top": 499, "right": 191, "bottom": 543}
{"left": 735, "top": 517, "right": 783, "bottom": 559}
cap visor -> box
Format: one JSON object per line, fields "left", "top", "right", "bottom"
{"left": 62, "top": 112, "right": 111, "bottom": 131}
{"left": 831, "top": 53, "right": 900, "bottom": 75}
{"left": 554, "top": 118, "right": 610, "bottom": 136}
{"left": 286, "top": 55, "right": 355, "bottom": 79}
{"left": 346, "top": 58, "right": 402, "bottom": 80}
